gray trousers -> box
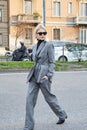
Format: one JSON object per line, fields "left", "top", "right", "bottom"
{"left": 23, "top": 77, "right": 67, "bottom": 130}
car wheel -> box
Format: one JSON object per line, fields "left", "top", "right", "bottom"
{"left": 6, "top": 56, "right": 13, "bottom": 61}
{"left": 58, "top": 56, "right": 68, "bottom": 62}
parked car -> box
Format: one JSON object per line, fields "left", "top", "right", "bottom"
{"left": 52, "top": 41, "right": 87, "bottom": 62}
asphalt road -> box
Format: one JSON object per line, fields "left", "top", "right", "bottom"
{"left": 0, "top": 71, "right": 87, "bottom": 130}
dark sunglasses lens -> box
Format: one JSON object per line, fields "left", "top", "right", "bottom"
{"left": 43, "top": 32, "right": 47, "bottom": 35}
{"left": 38, "top": 32, "right": 43, "bottom": 35}
{"left": 37, "top": 32, "right": 47, "bottom": 35}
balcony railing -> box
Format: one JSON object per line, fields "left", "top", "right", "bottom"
{"left": 47, "top": 17, "right": 77, "bottom": 25}
{"left": 53, "top": 16, "right": 87, "bottom": 25}
{"left": 10, "top": 15, "right": 87, "bottom": 26}
{"left": 74, "top": 16, "right": 87, "bottom": 25}
{"left": 10, "top": 14, "right": 41, "bottom": 26}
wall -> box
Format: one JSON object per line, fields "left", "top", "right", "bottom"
{"left": 0, "top": 0, "right": 8, "bottom": 53}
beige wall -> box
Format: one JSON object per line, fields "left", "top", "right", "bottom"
{"left": 46, "top": 26, "right": 79, "bottom": 42}
{"left": 9, "top": 0, "right": 23, "bottom": 16}
{"left": 9, "top": 0, "right": 87, "bottom": 50}
{"left": 46, "top": 0, "right": 78, "bottom": 17}
{"left": 45, "top": 0, "right": 79, "bottom": 43}
{"left": 33, "top": 0, "right": 42, "bottom": 14}
{"left": 61, "top": 0, "right": 78, "bottom": 17}
{"left": 0, "top": 0, "right": 8, "bottom": 49}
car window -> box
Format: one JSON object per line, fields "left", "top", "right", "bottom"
{"left": 67, "top": 44, "right": 76, "bottom": 51}
{"left": 78, "top": 45, "right": 83, "bottom": 51}
{"left": 82, "top": 44, "right": 87, "bottom": 50}
{"left": 77, "top": 44, "right": 87, "bottom": 51}
{"left": 67, "top": 44, "right": 87, "bottom": 52}
{"left": 66, "top": 44, "right": 74, "bottom": 50}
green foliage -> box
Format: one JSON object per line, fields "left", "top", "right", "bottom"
{"left": 55, "top": 62, "right": 68, "bottom": 71}
{"left": 0, "top": 61, "right": 87, "bottom": 71}
{"left": 33, "top": 12, "right": 41, "bottom": 17}
{"left": 0, "top": 61, "right": 34, "bottom": 70}
{"left": 55, "top": 61, "right": 87, "bottom": 71}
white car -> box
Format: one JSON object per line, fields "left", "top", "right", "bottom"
{"left": 53, "top": 41, "right": 87, "bottom": 62}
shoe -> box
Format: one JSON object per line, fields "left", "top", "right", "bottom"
{"left": 56, "top": 116, "right": 67, "bottom": 125}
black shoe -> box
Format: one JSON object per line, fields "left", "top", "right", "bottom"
{"left": 56, "top": 116, "right": 67, "bottom": 125}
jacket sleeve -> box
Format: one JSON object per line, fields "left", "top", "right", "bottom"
{"left": 46, "top": 43, "right": 55, "bottom": 79}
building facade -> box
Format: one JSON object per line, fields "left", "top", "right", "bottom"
{"left": 46, "top": 0, "right": 87, "bottom": 44}
{"left": 9, "top": 0, "right": 42, "bottom": 49}
{"left": 0, "top": 0, "right": 9, "bottom": 55}
{"left": 1, "top": 0, "right": 87, "bottom": 51}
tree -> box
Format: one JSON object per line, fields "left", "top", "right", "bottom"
{"left": 14, "top": 24, "right": 24, "bottom": 48}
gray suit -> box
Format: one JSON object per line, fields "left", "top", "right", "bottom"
{"left": 24, "top": 41, "right": 67, "bottom": 130}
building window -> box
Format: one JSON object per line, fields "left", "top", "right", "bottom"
{"left": 80, "top": 29, "right": 87, "bottom": 44}
{"left": 0, "top": 9, "right": 2, "bottom": 22}
{"left": 25, "top": 28, "right": 32, "bottom": 44}
{"left": 68, "top": 2, "right": 72, "bottom": 14}
{"left": 0, "top": 33, "right": 2, "bottom": 45}
{"left": 80, "top": 3, "right": 87, "bottom": 16}
{"left": 53, "top": 1, "right": 61, "bottom": 16}
{"left": 24, "top": 0, "right": 32, "bottom": 15}
{"left": 53, "top": 28, "right": 60, "bottom": 40}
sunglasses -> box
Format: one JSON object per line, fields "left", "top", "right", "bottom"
{"left": 37, "top": 32, "right": 47, "bottom": 35}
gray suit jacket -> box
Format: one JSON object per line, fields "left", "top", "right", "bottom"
{"left": 27, "top": 40, "right": 55, "bottom": 83}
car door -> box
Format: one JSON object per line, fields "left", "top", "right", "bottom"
{"left": 80, "top": 45, "right": 87, "bottom": 61}
{"left": 67, "top": 45, "right": 80, "bottom": 61}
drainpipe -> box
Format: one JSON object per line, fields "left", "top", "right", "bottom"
{"left": 43, "top": 0, "right": 46, "bottom": 26}
{"left": 7, "top": 0, "right": 10, "bottom": 49}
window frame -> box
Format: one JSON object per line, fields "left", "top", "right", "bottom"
{"left": 0, "top": 9, "right": 2, "bottom": 22}
{"left": 79, "top": 2, "right": 87, "bottom": 16}
{"left": 68, "top": 2, "right": 72, "bottom": 14}
{"left": 52, "top": 28, "right": 61, "bottom": 40}
{"left": 52, "top": 0, "right": 61, "bottom": 17}
{"left": 0, "top": 33, "right": 3, "bottom": 45}
{"left": 25, "top": 28, "right": 32, "bottom": 44}
{"left": 79, "top": 29, "right": 87, "bottom": 44}
{"left": 23, "top": 0, "right": 32, "bottom": 15}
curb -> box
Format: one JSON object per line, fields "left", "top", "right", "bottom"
{"left": 0, "top": 69, "right": 30, "bottom": 73}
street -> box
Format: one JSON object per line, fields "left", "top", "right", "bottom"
{"left": 0, "top": 71, "right": 87, "bottom": 130}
